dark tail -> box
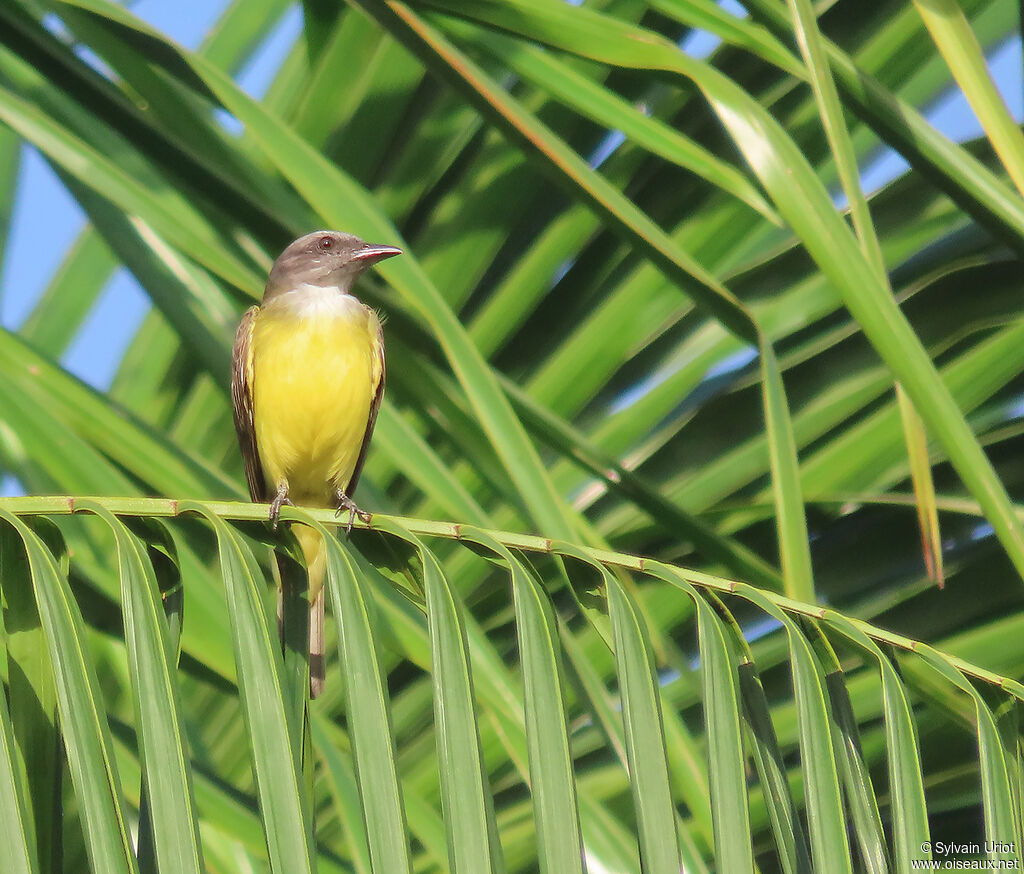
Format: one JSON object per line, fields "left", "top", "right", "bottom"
{"left": 275, "top": 526, "right": 327, "bottom": 698}
{"left": 309, "top": 587, "right": 325, "bottom": 697}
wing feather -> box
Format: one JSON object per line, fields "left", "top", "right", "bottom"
{"left": 231, "top": 306, "right": 267, "bottom": 502}
{"left": 345, "top": 311, "right": 385, "bottom": 498}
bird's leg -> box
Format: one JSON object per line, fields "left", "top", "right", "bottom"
{"left": 269, "top": 481, "right": 293, "bottom": 530}
{"left": 334, "top": 489, "right": 372, "bottom": 536}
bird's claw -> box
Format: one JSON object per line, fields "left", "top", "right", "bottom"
{"left": 269, "top": 484, "right": 293, "bottom": 531}
{"left": 335, "top": 491, "right": 371, "bottom": 536}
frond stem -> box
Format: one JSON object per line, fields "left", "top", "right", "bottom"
{"left": 2, "top": 494, "right": 1020, "bottom": 699}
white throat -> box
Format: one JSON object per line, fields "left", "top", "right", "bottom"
{"left": 270, "top": 283, "right": 363, "bottom": 319}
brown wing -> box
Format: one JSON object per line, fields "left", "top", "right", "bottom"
{"left": 344, "top": 312, "right": 385, "bottom": 498}
{"left": 230, "top": 306, "right": 268, "bottom": 502}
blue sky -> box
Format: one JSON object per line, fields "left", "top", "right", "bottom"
{"left": 1, "top": 3, "right": 1021, "bottom": 397}
{"left": 1, "top": 0, "right": 302, "bottom": 388}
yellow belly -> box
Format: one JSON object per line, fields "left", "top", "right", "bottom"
{"left": 251, "top": 296, "right": 377, "bottom": 507}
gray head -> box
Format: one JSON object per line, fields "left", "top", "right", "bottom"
{"left": 263, "top": 230, "right": 402, "bottom": 301}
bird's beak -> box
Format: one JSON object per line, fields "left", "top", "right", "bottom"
{"left": 352, "top": 243, "right": 403, "bottom": 265}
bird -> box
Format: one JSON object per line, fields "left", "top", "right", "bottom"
{"left": 230, "top": 230, "right": 401, "bottom": 697}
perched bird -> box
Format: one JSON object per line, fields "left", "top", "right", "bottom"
{"left": 231, "top": 230, "right": 401, "bottom": 696}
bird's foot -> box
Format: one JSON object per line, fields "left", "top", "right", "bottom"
{"left": 269, "top": 483, "right": 293, "bottom": 530}
{"left": 335, "top": 490, "right": 371, "bottom": 536}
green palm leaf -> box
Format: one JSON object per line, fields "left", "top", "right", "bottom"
{"left": 2, "top": 0, "right": 1023, "bottom": 870}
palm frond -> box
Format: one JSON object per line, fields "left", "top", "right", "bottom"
{"left": 1, "top": 0, "right": 1023, "bottom": 870}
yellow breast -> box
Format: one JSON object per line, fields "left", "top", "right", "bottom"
{"left": 251, "top": 287, "right": 381, "bottom": 506}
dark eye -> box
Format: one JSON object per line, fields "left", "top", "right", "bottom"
{"left": 318, "top": 236, "right": 333, "bottom": 250}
